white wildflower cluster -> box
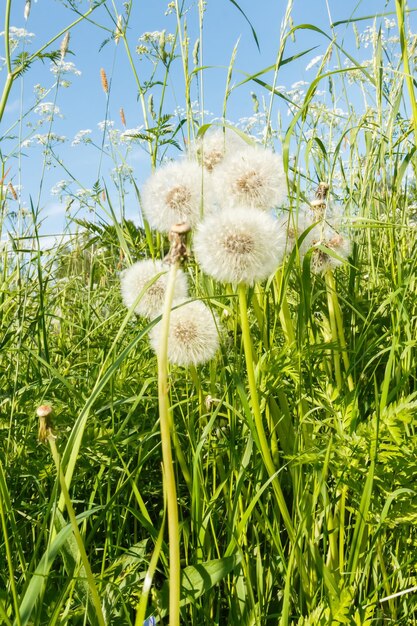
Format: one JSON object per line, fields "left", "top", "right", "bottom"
{"left": 71, "top": 129, "right": 92, "bottom": 146}
{"left": 173, "top": 101, "right": 213, "bottom": 124}
{"left": 111, "top": 163, "right": 134, "bottom": 184}
{"left": 51, "top": 179, "right": 70, "bottom": 198}
{"left": 34, "top": 132, "right": 66, "bottom": 145}
{"left": 237, "top": 112, "right": 271, "bottom": 142}
{"left": 120, "top": 126, "right": 144, "bottom": 143}
{"left": 34, "top": 102, "right": 62, "bottom": 119}
{"left": 98, "top": 120, "right": 114, "bottom": 132}
{"left": 1, "top": 26, "right": 34, "bottom": 52}
{"left": 136, "top": 30, "right": 176, "bottom": 59}
{"left": 50, "top": 61, "right": 81, "bottom": 76}
{"left": 306, "top": 55, "right": 324, "bottom": 71}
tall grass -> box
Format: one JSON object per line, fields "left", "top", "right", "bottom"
{"left": 1, "top": 0, "right": 417, "bottom": 625}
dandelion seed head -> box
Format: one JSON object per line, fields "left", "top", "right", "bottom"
{"left": 120, "top": 259, "right": 188, "bottom": 319}
{"left": 310, "top": 227, "right": 351, "bottom": 274}
{"left": 150, "top": 300, "right": 220, "bottom": 366}
{"left": 190, "top": 127, "right": 246, "bottom": 172}
{"left": 142, "top": 160, "right": 214, "bottom": 233}
{"left": 214, "top": 146, "right": 287, "bottom": 211}
{"left": 194, "top": 208, "right": 286, "bottom": 285}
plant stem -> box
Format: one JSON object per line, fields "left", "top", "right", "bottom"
{"left": 0, "top": 462, "right": 22, "bottom": 626}
{"left": 325, "top": 271, "right": 354, "bottom": 392}
{"left": 157, "top": 262, "right": 181, "bottom": 626}
{"left": 48, "top": 436, "right": 106, "bottom": 626}
{"left": 237, "top": 284, "right": 295, "bottom": 543}
{"left": 395, "top": 0, "right": 417, "bottom": 146}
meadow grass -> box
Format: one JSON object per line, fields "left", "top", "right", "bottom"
{"left": 1, "top": 0, "right": 417, "bottom": 624}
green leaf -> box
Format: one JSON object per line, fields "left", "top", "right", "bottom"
{"left": 227, "top": 0, "right": 260, "bottom": 52}
{"left": 156, "top": 555, "right": 241, "bottom": 615}
{"left": 15, "top": 509, "right": 99, "bottom": 626}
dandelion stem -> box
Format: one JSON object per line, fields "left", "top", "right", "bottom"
{"left": 47, "top": 436, "right": 106, "bottom": 626}
{"left": 157, "top": 262, "right": 181, "bottom": 626}
{"left": 237, "top": 284, "right": 295, "bottom": 542}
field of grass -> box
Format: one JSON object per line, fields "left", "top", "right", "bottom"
{"left": 1, "top": 0, "right": 417, "bottom": 624}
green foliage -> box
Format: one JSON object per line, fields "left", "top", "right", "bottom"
{"left": 2, "top": 0, "right": 417, "bottom": 624}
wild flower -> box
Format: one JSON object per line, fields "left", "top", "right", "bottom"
{"left": 142, "top": 160, "right": 214, "bottom": 233}
{"left": 150, "top": 300, "right": 220, "bottom": 366}
{"left": 120, "top": 259, "right": 188, "bottom": 319}
{"left": 51, "top": 179, "right": 70, "bottom": 199}
{"left": 71, "top": 129, "right": 92, "bottom": 146}
{"left": 34, "top": 102, "right": 62, "bottom": 119}
{"left": 34, "top": 132, "right": 66, "bottom": 145}
{"left": 194, "top": 207, "right": 286, "bottom": 285}
{"left": 120, "top": 127, "right": 144, "bottom": 142}
{"left": 50, "top": 61, "right": 81, "bottom": 76}
{"left": 213, "top": 145, "right": 287, "bottom": 211}
{"left": 111, "top": 163, "right": 134, "bottom": 184}
{"left": 98, "top": 120, "right": 114, "bottom": 132}
{"left": 306, "top": 55, "right": 324, "bottom": 71}
{"left": 189, "top": 127, "right": 246, "bottom": 172}
{"left": 1, "top": 26, "right": 35, "bottom": 42}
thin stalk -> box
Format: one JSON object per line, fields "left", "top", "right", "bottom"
{"left": 325, "top": 271, "right": 342, "bottom": 389}
{"left": 135, "top": 496, "right": 167, "bottom": 626}
{"left": 4, "top": 0, "right": 12, "bottom": 72}
{"left": 120, "top": 33, "right": 154, "bottom": 164}
{"left": 395, "top": 0, "right": 417, "bottom": 146}
{"left": 157, "top": 262, "right": 181, "bottom": 626}
{"left": 237, "top": 284, "right": 294, "bottom": 543}
{"left": 47, "top": 436, "right": 106, "bottom": 626}
{"left": 0, "top": 464, "right": 22, "bottom": 626}
{"left": 275, "top": 269, "right": 296, "bottom": 346}
{"left": 338, "top": 485, "right": 346, "bottom": 575}
{"left": 325, "top": 271, "right": 354, "bottom": 391}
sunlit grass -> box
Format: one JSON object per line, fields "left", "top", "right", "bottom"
{"left": 1, "top": 1, "right": 417, "bottom": 625}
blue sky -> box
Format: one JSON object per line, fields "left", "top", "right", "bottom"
{"left": 0, "top": 0, "right": 405, "bottom": 237}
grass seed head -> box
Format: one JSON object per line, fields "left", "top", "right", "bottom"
{"left": 100, "top": 68, "right": 109, "bottom": 94}
{"left": 60, "top": 32, "right": 70, "bottom": 60}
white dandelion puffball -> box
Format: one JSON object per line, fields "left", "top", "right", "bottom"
{"left": 120, "top": 259, "right": 188, "bottom": 319}
{"left": 213, "top": 145, "right": 287, "bottom": 211}
{"left": 150, "top": 300, "right": 220, "bottom": 366}
{"left": 194, "top": 208, "right": 286, "bottom": 285}
{"left": 190, "top": 127, "right": 247, "bottom": 172}
{"left": 310, "top": 227, "right": 352, "bottom": 275}
{"left": 141, "top": 160, "right": 213, "bottom": 233}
